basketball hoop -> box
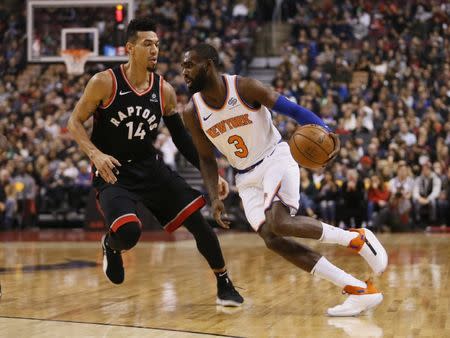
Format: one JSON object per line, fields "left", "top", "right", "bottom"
{"left": 61, "top": 49, "right": 92, "bottom": 75}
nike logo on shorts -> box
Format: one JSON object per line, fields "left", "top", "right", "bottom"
{"left": 203, "top": 113, "right": 212, "bottom": 121}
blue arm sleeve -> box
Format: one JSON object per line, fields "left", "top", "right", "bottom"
{"left": 272, "top": 95, "right": 331, "bottom": 131}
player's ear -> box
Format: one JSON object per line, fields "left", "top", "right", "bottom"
{"left": 205, "top": 60, "right": 214, "bottom": 73}
{"left": 126, "top": 41, "right": 135, "bottom": 55}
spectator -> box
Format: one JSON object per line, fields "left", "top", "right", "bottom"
{"left": 337, "top": 169, "right": 365, "bottom": 228}
{"left": 155, "top": 127, "right": 178, "bottom": 171}
{"left": 299, "top": 169, "right": 318, "bottom": 218}
{"left": 11, "top": 160, "right": 37, "bottom": 228}
{"left": 70, "top": 160, "right": 91, "bottom": 212}
{"left": 316, "top": 170, "right": 337, "bottom": 225}
{"left": 373, "top": 189, "right": 413, "bottom": 234}
{"left": 437, "top": 166, "right": 449, "bottom": 227}
{"left": 413, "top": 162, "right": 442, "bottom": 227}
{"left": 398, "top": 121, "right": 417, "bottom": 147}
{"left": 367, "top": 174, "right": 390, "bottom": 227}
{"left": 389, "top": 162, "right": 415, "bottom": 199}
{"left": 359, "top": 155, "right": 375, "bottom": 179}
{"left": 3, "top": 184, "right": 18, "bottom": 229}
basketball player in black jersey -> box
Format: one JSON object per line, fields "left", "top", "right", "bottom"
{"left": 67, "top": 18, "right": 243, "bottom": 307}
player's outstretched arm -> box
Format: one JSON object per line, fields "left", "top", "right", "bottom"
{"left": 183, "top": 100, "right": 229, "bottom": 228}
{"left": 161, "top": 80, "right": 201, "bottom": 169}
{"left": 67, "top": 71, "right": 121, "bottom": 184}
{"left": 236, "top": 76, "right": 340, "bottom": 160}
{"left": 236, "top": 76, "right": 330, "bottom": 129}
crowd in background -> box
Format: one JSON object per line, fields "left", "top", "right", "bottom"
{"left": 266, "top": 0, "right": 450, "bottom": 230}
{"left": 0, "top": 0, "right": 258, "bottom": 228}
{"left": 0, "top": 0, "right": 449, "bottom": 231}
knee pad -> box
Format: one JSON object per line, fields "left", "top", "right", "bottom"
{"left": 109, "top": 214, "right": 142, "bottom": 250}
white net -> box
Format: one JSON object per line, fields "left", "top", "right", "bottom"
{"left": 61, "top": 49, "right": 92, "bottom": 75}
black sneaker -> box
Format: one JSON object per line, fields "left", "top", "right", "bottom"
{"left": 101, "top": 234, "right": 124, "bottom": 284}
{"left": 216, "top": 276, "right": 244, "bottom": 307}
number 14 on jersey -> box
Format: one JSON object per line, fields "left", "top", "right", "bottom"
{"left": 126, "top": 121, "right": 146, "bottom": 140}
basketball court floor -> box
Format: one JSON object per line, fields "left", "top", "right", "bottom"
{"left": 0, "top": 230, "right": 448, "bottom": 337}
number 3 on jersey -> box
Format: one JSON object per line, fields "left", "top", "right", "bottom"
{"left": 126, "top": 121, "right": 146, "bottom": 140}
{"left": 228, "top": 135, "right": 249, "bottom": 158}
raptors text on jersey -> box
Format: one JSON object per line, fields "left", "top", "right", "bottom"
{"left": 91, "top": 65, "right": 164, "bottom": 161}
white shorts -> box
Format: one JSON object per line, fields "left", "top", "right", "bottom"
{"left": 235, "top": 142, "right": 300, "bottom": 231}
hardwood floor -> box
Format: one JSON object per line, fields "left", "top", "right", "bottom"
{"left": 0, "top": 231, "right": 448, "bottom": 337}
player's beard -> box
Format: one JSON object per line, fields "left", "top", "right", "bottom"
{"left": 188, "top": 68, "right": 208, "bottom": 94}
{"left": 147, "top": 63, "right": 156, "bottom": 72}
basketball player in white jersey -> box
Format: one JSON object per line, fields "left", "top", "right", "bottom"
{"left": 181, "top": 43, "right": 388, "bottom": 316}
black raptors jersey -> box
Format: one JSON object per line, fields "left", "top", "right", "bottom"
{"left": 91, "top": 65, "right": 163, "bottom": 161}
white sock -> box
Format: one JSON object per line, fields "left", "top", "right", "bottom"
{"left": 311, "top": 256, "right": 366, "bottom": 288}
{"left": 319, "top": 222, "right": 358, "bottom": 246}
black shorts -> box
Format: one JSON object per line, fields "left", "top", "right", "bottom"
{"left": 94, "top": 154, "right": 205, "bottom": 233}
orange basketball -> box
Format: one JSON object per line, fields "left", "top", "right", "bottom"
{"left": 288, "top": 124, "right": 335, "bottom": 170}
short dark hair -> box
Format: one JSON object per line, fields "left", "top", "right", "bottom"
{"left": 189, "top": 43, "right": 220, "bottom": 68}
{"left": 126, "top": 17, "right": 156, "bottom": 43}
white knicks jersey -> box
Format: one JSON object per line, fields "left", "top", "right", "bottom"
{"left": 192, "top": 75, "right": 281, "bottom": 170}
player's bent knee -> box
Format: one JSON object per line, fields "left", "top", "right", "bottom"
{"left": 112, "top": 221, "right": 142, "bottom": 250}
{"left": 258, "top": 223, "right": 279, "bottom": 250}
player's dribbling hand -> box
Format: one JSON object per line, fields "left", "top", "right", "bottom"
{"left": 212, "top": 199, "right": 230, "bottom": 229}
{"left": 327, "top": 132, "right": 341, "bottom": 162}
{"left": 218, "top": 176, "right": 229, "bottom": 200}
{"left": 91, "top": 150, "right": 121, "bottom": 184}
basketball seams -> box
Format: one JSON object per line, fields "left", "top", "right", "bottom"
{"left": 289, "top": 125, "right": 334, "bottom": 169}
{"left": 294, "top": 134, "right": 329, "bottom": 160}
{"left": 289, "top": 125, "right": 335, "bottom": 169}
{"left": 297, "top": 148, "right": 327, "bottom": 165}
{"left": 289, "top": 139, "right": 324, "bottom": 166}
{"left": 296, "top": 132, "right": 332, "bottom": 155}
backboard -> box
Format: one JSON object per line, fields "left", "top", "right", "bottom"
{"left": 27, "top": 0, "right": 134, "bottom": 63}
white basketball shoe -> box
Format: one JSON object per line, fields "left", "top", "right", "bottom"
{"left": 327, "top": 280, "right": 383, "bottom": 317}
{"left": 348, "top": 228, "right": 388, "bottom": 275}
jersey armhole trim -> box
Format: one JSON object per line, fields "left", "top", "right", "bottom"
{"left": 99, "top": 69, "right": 117, "bottom": 109}
{"left": 192, "top": 96, "right": 203, "bottom": 129}
{"left": 159, "top": 75, "right": 165, "bottom": 114}
{"left": 235, "top": 76, "right": 260, "bottom": 112}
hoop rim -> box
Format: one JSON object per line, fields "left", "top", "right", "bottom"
{"left": 61, "top": 48, "right": 92, "bottom": 59}
{"left": 61, "top": 48, "right": 92, "bottom": 75}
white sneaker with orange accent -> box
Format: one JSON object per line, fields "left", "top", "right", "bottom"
{"left": 327, "top": 280, "right": 383, "bottom": 317}
{"left": 348, "top": 228, "right": 388, "bottom": 275}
